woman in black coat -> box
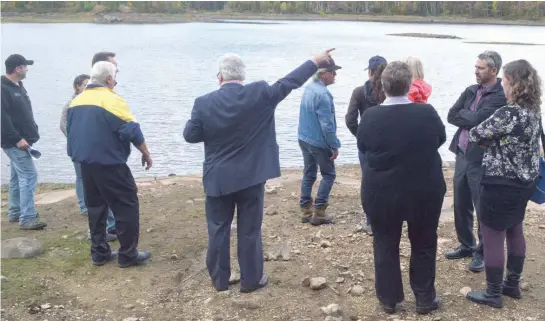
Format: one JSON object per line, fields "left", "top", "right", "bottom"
{"left": 357, "top": 61, "right": 447, "bottom": 315}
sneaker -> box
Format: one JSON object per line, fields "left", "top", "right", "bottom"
{"left": 118, "top": 251, "right": 152, "bottom": 268}
{"left": 87, "top": 229, "right": 118, "bottom": 242}
{"left": 20, "top": 218, "right": 47, "bottom": 230}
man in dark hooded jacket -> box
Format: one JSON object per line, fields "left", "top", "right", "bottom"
{"left": 345, "top": 55, "right": 387, "bottom": 235}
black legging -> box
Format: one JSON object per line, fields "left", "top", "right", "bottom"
{"left": 482, "top": 222, "right": 526, "bottom": 268}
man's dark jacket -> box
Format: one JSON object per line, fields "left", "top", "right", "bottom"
{"left": 1, "top": 76, "right": 39, "bottom": 149}
{"left": 183, "top": 60, "right": 318, "bottom": 197}
{"left": 447, "top": 79, "right": 506, "bottom": 162}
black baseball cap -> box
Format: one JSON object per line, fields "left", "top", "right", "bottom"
{"left": 5, "top": 54, "right": 34, "bottom": 71}
{"left": 321, "top": 58, "right": 342, "bottom": 72}
{"left": 365, "top": 55, "right": 387, "bottom": 71}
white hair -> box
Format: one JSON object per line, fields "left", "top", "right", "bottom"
{"left": 218, "top": 53, "right": 245, "bottom": 81}
{"left": 90, "top": 61, "right": 117, "bottom": 86}
{"left": 313, "top": 68, "right": 328, "bottom": 81}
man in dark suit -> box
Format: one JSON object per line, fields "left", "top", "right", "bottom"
{"left": 183, "top": 49, "right": 334, "bottom": 293}
{"left": 446, "top": 51, "right": 506, "bottom": 273}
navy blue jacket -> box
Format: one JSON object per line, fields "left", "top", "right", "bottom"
{"left": 184, "top": 60, "right": 318, "bottom": 197}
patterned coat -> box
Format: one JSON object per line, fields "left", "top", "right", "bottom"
{"left": 469, "top": 104, "right": 541, "bottom": 184}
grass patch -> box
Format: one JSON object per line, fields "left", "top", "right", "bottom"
{"left": 1, "top": 236, "right": 90, "bottom": 305}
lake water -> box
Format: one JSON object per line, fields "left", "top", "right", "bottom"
{"left": 2, "top": 20, "right": 545, "bottom": 183}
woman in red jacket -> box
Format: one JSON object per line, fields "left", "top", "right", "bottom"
{"left": 406, "top": 57, "right": 432, "bottom": 103}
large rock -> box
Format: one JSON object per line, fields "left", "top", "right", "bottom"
{"left": 1, "top": 237, "right": 43, "bottom": 258}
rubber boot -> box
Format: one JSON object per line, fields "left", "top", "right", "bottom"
{"left": 502, "top": 255, "right": 525, "bottom": 299}
{"left": 466, "top": 267, "right": 504, "bottom": 308}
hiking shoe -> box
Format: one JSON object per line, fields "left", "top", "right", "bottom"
{"left": 300, "top": 205, "right": 313, "bottom": 223}
{"left": 92, "top": 251, "right": 119, "bottom": 266}
{"left": 20, "top": 218, "right": 47, "bottom": 230}
{"left": 310, "top": 206, "right": 333, "bottom": 226}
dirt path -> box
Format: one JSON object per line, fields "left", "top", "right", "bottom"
{"left": 1, "top": 166, "right": 544, "bottom": 321}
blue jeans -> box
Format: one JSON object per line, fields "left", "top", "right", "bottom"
{"left": 299, "top": 140, "right": 336, "bottom": 208}
{"left": 3, "top": 147, "right": 38, "bottom": 224}
{"left": 73, "top": 161, "right": 116, "bottom": 232}
{"left": 358, "top": 151, "right": 371, "bottom": 226}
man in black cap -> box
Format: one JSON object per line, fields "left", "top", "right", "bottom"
{"left": 1, "top": 54, "right": 47, "bottom": 230}
{"left": 297, "top": 59, "right": 342, "bottom": 225}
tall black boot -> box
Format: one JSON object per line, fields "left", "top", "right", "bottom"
{"left": 502, "top": 255, "right": 525, "bottom": 299}
{"left": 466, "top": 267, "right": 504, "bottom": 308}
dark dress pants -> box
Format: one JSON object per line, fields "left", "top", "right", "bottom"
{"left": 205, "top": 183, "right": 265, "bottom": 290}
{"left": 81, "top": 163, "right": 140, "bottom": 266}
{"left": 371, "top": 194, "right": 443, "bottom": 306}
{"left": 453, "top": 151, "right": 484, "bottom": 257}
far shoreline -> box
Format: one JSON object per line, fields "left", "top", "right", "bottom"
{"left": 2, "top": 12, "right": 545, "bottom": 27}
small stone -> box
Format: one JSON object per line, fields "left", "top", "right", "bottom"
{"left": 320, "top": 303, "right": 341, "bottom": 316}
{"left": 460, "top": 286, "right": 472, "bottom": 296}
{"left": 265, "top": 185, "right": 278, "bottom": 194}
{"left": 1, "top": 237, "right": 44, "bottom": 258}
{"left": 293, "top": 249, "right": 301, "bottom": 254}
{"left": 437, "top": 238, "right": 452, "bottom": 246}
{"left": 315, "top": 231, "right": 322, "bottom": 239}
{"left": 265, "top": 205, "right": 278, "bottom": 216}
{"left": 433, "top": 317, "right": 442, "bottom": 321}
{"left": 186, "top": 200, "right": 194, "bottom": 205}
{"left": 232, "top": 299, "right": 259, "bottom": 310}
{"left": 122, "top": 318, "right": 141, "bottom": 321}
{"left": 280, "top": 244, "right": 292, "bottom": 261}
{"left": 538, "top": 225, "right": 545, "bottom": 229}
{"left": 350, "top": 285, "right": 365, "bottom": 296}
{"left": 336, "top": 277, "right": 345, "bottom": 283}
{"left": 123, "top": 304, "right": 135, "bottom": 309}
{"left": 354, "top": 225, "right": 364, "bottom": 233}
{"left": 520, "top": 282, "right": 530, "bottom": 291}
{"left": 62, "top": 235, "right": 69, "bottom": 239}
{"left": 302, "top": 277, "right": 311, "bottom": 287}
{"left": 146, "top": 228, "right": 154, "bottom": 233}
{"left": 75, "top": 235, "right": 85, "bottom": 241}
{"left": 310, "top": 277, "right": 327, "bottom": 290}
{"left": 0, "top": 276, "right": 7, "bottom": 281}
{"left": 320, "top": 240, "right": 332, "bottom": 248}
{"left": 324, "top": 317, "right": 343, "bottom": 321}
{"left": 204, "top": 297, "right": 213, "bottom": 305}
{"left": 229, "top": 272, "right": 241, "bottom": 285}
{"left": 170, "top": 254, "right": 179, "bottom": 260}
{"left": 168, "top": 173, "right": 176, "bottom": 177}
{"left": 40, "top": 303, "right": 52, "bottom": 310}
{"left": 349, "top": 316, "right": 359, "bottom": 321}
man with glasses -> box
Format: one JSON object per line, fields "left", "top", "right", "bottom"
{"left": 446, "top": 51, "right": 506, "bottom": 272}
{"left": 1, "top": 54, "right": 47, "bottom": 230}
{"left": 298, "top": 60, "right": 342, "bottom": 226}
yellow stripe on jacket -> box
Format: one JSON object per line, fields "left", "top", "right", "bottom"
{"left": 69, "top": 86, "right": 136, "bottom": 123}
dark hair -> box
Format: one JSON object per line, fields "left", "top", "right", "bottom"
{"left": 502, "top": 59, "right": 542, "bottom": 111}
{"left": 381, "top": 61, "right": 413, "bottom": 97}
{"left": 6, "top": 65, "right": 17, "bottom": 74}
{"left": 92, "top": 52, "right": 116, "bottom": 66}
{"left": 370, "top": 62, "right": 387, "bottom": 104}
{"left": 73, "top": 74, "right": 90, "bottom": 95}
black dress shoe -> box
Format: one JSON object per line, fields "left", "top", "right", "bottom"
{"left": 92, "top": 251, "right": 119, "bottom": 266}
{"left": 416, "top": 296, "right": 440, "bottom": 314}
{"left": 469, "top": 256, "right": 485, "bottom": 272}
{"left": 118, "top": 251, "right": 152, "bottom": 268}
{"left": 240, "top": 275, "right": 269, "bottom": 293}
{"left": 445, "top": 247, "right": 473, "bottom": 260}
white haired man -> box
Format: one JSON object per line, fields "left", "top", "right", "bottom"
{"left": 184, "top": 49, "right": 335, "bottom": 292}
{"left": 67, "top": 61, "right": 152, "bottom": 268}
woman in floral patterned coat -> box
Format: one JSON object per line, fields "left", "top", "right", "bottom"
{"left": 466, "top": 59, "right": 542, "bottom": 309}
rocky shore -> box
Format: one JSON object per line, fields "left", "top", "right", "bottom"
{"left": 1, "top": 165, "right": 544, "bottom": 321}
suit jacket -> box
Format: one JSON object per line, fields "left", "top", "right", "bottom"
{"left": 183, "top": 60, "right": 318, "bottom": 197}
{"left": 447, "top": 79, "right": 506, "bottom": 162}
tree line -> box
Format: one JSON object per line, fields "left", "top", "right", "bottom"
{"left": 2, "top": 1, "right": 545, "bottom": 20}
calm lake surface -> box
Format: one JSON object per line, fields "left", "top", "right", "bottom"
{"left": 2, "top": 20, "right": 545, "bottom": 183}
